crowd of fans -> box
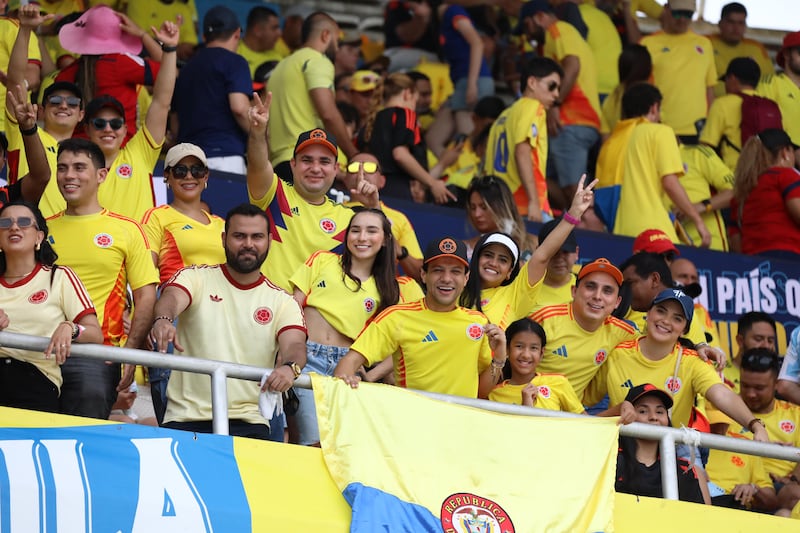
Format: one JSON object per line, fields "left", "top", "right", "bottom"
{"left": 0, "top": 0, "right": 798, "bottom": 520}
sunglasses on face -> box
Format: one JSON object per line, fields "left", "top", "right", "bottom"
{"left": 347, "top": 161, "right": 379, "bottom": 174}
{"left": 742, "top": 353, "right": 778, "bottom": 371}
{"left": 545, "top": 80, "right": 560, "bottom": 92}
{"left": 671, "top": 10, "right": 693, "bottom": 19}
{"left": 90, "top": 117, "right": 124, "bottom": 130}
{"left": 47, "top": 95, "right": 81, "bottom": 108}
{"left": 0, "top": 216, "right": 37, "bottom": 229}
{"left": 169, "top": 164, "right": 209, "bottom": 179}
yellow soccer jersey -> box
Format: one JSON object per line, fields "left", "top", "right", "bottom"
{"left": 479, "top": 265, "right": 542, "bottom": 329}
{"left": 0, "top": 264, "right": 95, "bottom": 388}
{"left": 531, "top": 276, "right": 574, "bottom": 313}
{"left": 99, "top": 124, "right": 162, "bottom": 221}
{"left": 268, "top": 47, "right": 334, "bottom": 165}
{"left": 706, "top": 443, "right": 772, "bottom": 493}
{"left": 250, "top": 177, "right": 355, "bottom": 292}
{"left": 588, "top": 339, "right": 721, "bottom": 428}
{"left": 579, "top": 3, "right": 621, "bottom": 97}
{"left": 725, "top": 400, "right": 800, "bottom": 477}
{"left": 127, "top": 0, "right": 199, "bottom": 46}
{"left": 236, "top": 41, "right": 285, "bottom": 77}
{"left": 141, "top": 205, "right": 226, "bottom": 285}
{"left": 47, "top": 209, "right": 159, "bottom": 346}
{"left": 483, "top": 97, "right": 550, "bottom": 216}
{"left": 698, "top": 90, "right": 757, "bottom": 172}
{"left": 642, "top": 31, "right": 717, "bottom": 135}
{"left": 350, "top": 299, "right": 492, "bottom": 398}
{"left": 0, "top": 17, "right": 41, "bottom": 133}
{"left": 613, "top": 121, "right": 684, "bottom": 241}
{"left": 344, "top": 200, "right": 423, "bottom": 261}
{"left": 709, "top": 35, "right": 774, "bottom": 98}
{"left": 675, "top": 144, "right": 734, "bottom": 251}
{"left": 398, "top": 276, "right": 424, "bottom": 303}
{"left": 441, "top": 138, "right": 480, "bottom": 189}
{"left": 163, "top": 264, "right": 306, "bottom": 426}
{"left": 532, "top": 303, "right": 638, "bottom": 398}
{"left": 757, "top": 73, "right": 800, "bottom": 146}
{"left": 5, "top": 108, "right": 64, "bottom": 218}
{"left": 600, "top": 85, "right": 623, "bottom": 134}
{"left": 490, "top": 373, "right": 585, "bottom": 414}
{"left": 543, "top": 21, "right": 601, "bottom": 129}
{"left": 595, "top": 117, "right": 646, "bottom": 188}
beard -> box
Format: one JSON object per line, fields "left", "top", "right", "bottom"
{"left": 325, "top": 41, "right": 337, "bottom": 62}
{"left": 225, "top": 246, "right": 268, "bottom": 274}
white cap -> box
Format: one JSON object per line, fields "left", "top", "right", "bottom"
{"left": 481, "top": 233, "right": 519, "bottom": 268}
{"left": 165, "top": 143, "right": 208, "bottom": 168}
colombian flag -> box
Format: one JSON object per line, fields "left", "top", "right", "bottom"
{"left": 312, "top": 375, "right": 620, "bottom": 532}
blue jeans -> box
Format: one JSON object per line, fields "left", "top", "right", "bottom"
{"left": 548, "top": 124, "right": 600, "bottom": 187}
{"left": 294, "top": 341, "right": 349, "bottom": 445}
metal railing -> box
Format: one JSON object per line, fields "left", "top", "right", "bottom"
{"left": 1, "top": 331, "right": 798, "bottom": 501}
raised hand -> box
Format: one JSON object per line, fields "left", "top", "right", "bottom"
{"left": 248, "top": 91, "right": 271, "bottom": 134}
{"left": 152, "top": 20, "right": 180, "bottom": 47}
{"left": 18, "top": 4, "right": 54, "bottom": 30}
{"left": 566, "top": 173, "right": 599, "bottom": 219}
{"left": 7, "top": 84, "right": 37, "bottom": 130}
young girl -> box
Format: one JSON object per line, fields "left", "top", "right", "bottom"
{"left": 289, "top": 209, "right": 423, "bottom": 445}
{"left": 358, "top": 73, "right": 454, "bottom": 204}
{"left": 490, "top": 318, "right": 584, "bottom": 414}
{"left": 460, "top": 174, "right": 597, "bottom": 328}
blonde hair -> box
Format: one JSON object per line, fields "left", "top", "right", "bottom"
{"left": 466, "top": 176, "right": 536, "bottom": 254}
{"left": 733, "top": 136, "right": 782, "bottom": 202}
{"left": 363, "top": 73, "right": 416, "bottom": 143}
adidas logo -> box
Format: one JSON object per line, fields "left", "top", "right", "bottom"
{"left": 291, "top": 207, "right": 300, "bottom": 215}
{"left": 422, "top": 330, "right": 439, "bottom": 343}
{"left": 552, "top": 345, "right": 568, "bottom": 358}
{"left": 210, "top": 295, "right": 222, "bottom": 302}
{"left": 621, "top": 379, "right": 633, "bottom": 389}
{"left": 317, "top": 280, "right": 326, "bottom": 288}
{"left": 181, "top": 224, "right": 193, "bottom": 230}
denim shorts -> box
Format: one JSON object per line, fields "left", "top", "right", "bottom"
{"left": 548, "top": 124, "right": 600, "bottom": 187}
{"left": 449, "top": 76, "right": 495, "bottom": 111}
{"left": 293, "top": 341, "right": 350, "bottom": 446}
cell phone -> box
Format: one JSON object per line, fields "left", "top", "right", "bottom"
{"left": 453, "top": 133, "right": 468, "bottom": 144}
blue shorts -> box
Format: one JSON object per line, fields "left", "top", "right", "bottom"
{"left": 548, "top": 124, "right": 600, "bottom": 187}
{"left": 449, "top": 76, "right": 495, "bottom": 111}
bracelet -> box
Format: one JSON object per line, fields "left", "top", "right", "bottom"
{"left": 161, "top": 43, "right": 178, "bottom": 53}
{"left": 747, "top": 418, "right": 764, "bottom": 433}
{"left": 153, "top": 315, "right": 173, "bottom": 325}
{"left": 491, "top": 358, "right": 506, "bottom": 368}
{"left": 19, "top": 123, "right": 37, "bottom": 136}
{"left": 562, "top": 212, "right": 580, "bottom": 226}
{"left": 702, "top": 199, "right": 712, "bottom": 213}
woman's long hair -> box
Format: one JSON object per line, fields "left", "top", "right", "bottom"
{"left": 466, "top": 176, "right": 534, "bottom": 253}
{"left": 0, "top": 201, "right": 57, "bottom": 276}
{"left": 75, "top": 55, "right": 98, "bottom": 105}
{"left": 733, "top": 134, "right": 784, "bottom": 202}
{"left": 340, "top": 208, "right": 399, "bottom": 315}
{"left": 460, "top": 232, "right": 521, "bottom": 312}
{"left": 363, "top": 73, "right": 416, "bottom": 144}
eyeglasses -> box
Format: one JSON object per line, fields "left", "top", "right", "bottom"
{"left": 742, "top": 352, "right": 778, "bottom": 371}
{"left": 0, "top": 216, "right": 37, "bottom": 229}
{"left": 671, "top": 10, "right": 694, "bottom": 19}
{"left": 47, "top": 95, "right": 81, "bottom": 108}
{"left": 90, "top": 117, "right": 124, "bottom": 130}
{"left": 169, "top": 164, "right": 208, "bottom": 179}
{"left": 346, "top": 161, "right": 379, "bottom": 174}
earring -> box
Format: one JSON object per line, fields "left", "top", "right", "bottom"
{"left": 35, "top": 242, "right": 40, "bottom": 251}
{"left": 204, "top": 182, "right": 208, "bottom": 189}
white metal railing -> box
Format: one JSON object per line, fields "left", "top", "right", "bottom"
{"left": 1, "top": 331, "right": 798, "bottom": 501}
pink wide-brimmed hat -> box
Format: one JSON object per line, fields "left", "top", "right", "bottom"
{"left": 59, "top": 5, "right": 142, "bottom": 56}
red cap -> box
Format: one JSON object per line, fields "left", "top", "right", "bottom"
{"left": 777, "top": 31, "right": 800, "bottom": 68}
{"left": 576, "top": 258, "right": 623, "bottom": 286}
{"left": 633, "top": 229, "right": 680, "bottom": 256}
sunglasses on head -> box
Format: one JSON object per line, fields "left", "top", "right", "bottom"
{"left": 47, "top": 95, "right": 81, "bottom": 108}
{"left": 90, "top": 117, "right": 124, "bottom": 130}
{"left": 0, "top": 216, "right": 37, "bottom": 229}
{"left": 347, "top": 161, "right": 378, "bottom": 174}
{"left": 743, "top": 353, "right": 778, "bottom": 371}
{"left": 169, "top": 164, "right": 208, "bottom": 179}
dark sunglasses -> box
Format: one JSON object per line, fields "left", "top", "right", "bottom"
{"left": 0, "top": 216, "right": 37, "bottom": 229}
{"left": 169, "top": 164, "right": 208, "bottom": 179}
{"left": 544, "top": 80, "right": 560, "bottom": 92}
{"left": 47, "top": 95, "right": 81, "bottom": 107}
{"left": 90, "top": 117, "right": 124, "bottom": 130}
{"left": 742, "top": 353, "right": 778, "bottom": 371}
{"left": 671, "top": 10, "right": 694, "bottom": 19}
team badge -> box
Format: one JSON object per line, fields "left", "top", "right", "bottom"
{"left": 253, "top": 307, "right": 273, "bottom": 325}
{"left": 28, "top": 289, "right": 48, "bottom": 304}
{"left": 480, "top": 298, "right": 489, "bottom": 307}
{"left": 440, "top": 493, "right": 515, "bottom": 533}
{"left": 665, "top": 376, "right": 682, "bottom": 394}
{"left": 531, "top": 124, "right": 538, "bottom": 138}
{"left": 780, "top": 420, "right": 796, "bottom": 433}
{"left": 116, "top": 163, "right": 133, "bottom": 179}
{"left": 537, "top": 385, "right": 551, "bottom": 399}
{"left": 363, "top": 297, "right": 376, "bottom": 313}
{"left": 466, "top": 323, "right": 484, "bottom": 341}
{"left": 439, "top": 238, "right": 458, "bottom": 253}
{"left": 594, "top": 349, "right": 607, "bottom": 365}
{"left": 94, "top": 233, "right": 113, "bottom": 248}
{"left": 730, "top": 455, "right": 744, "bottom": 467}
{"left": 319, "top": 218, "right": 336, "bottom": 234}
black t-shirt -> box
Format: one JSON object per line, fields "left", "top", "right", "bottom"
{"left": 384, "top": 1, "right": 439, "bottom": 52}
{"left": 0, "top": 180, "right": 23, "bottom": 209}
{"left": 615, "top": 450, "right": 705, "bottom": 503}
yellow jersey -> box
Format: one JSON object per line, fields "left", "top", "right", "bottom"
{"left": 350, "top": 299, "right": 492, "bottom": 398}
{"left": 47, "top": 209, "right": 159, "bottom": 346}
{"left": 757, "top": 72, "right": 800, "bottom": 146}
{"left": 0, "top": 17, "right": 41, "bottom": 133}
{"left": 706, "top": 441, "right": 773, "bottom": 493}
{"left": 163, "top": 264, "right": 306, "bottom": 426}
{"left": 478, "top": 265, "right": 543, "bottom": 329}
{"left": 726, "top": 400, "right": 800, "bottom": 477}
{"left": 490, "top": 373, "right": 585, "bottom": 414}
{"left": 126, "top": 0, "right": 199, "bottom": 45}
{"left": 140, "top": 205, "right": 226, "bottom": 285}
{"left": 600, "top": 84, "right": 623, "bottom": 134}
{"left": 532, "top": 303, "right": 638, "bottom": 398}
{"left": 709, "top": 34, "right": 774, "bottom": 98}
{"left": 531, "top": 276, "right": 574, "bottom": 313}
{"left": 642, "top": 31, "right": 717, "bottom": 135}
{"left": 578, "top": 3, "right": 621, "bottom": 96}
{"left": 595, "top": 117, "right": 646, "bottom": 188}
{"left": 236, "top": 41, "right": 285, "bottom": 77}
{"left": 0, "top": 264, "right": 95, "bottom": 388}
{"left": 698, "top": 90, "right": 758, "bottom": 171}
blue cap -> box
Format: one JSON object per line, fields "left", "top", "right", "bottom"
{"left": 651, "top": 289, "right": 694, "bottom": 326}
{"left": 515, "top": 0, "right": 553, "bottom": 34}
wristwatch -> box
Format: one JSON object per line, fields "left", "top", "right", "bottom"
{"left": 747, "top": 418, "right": 765, "bottom": 433}
{"left": 284, "top": 361, "right": 302, "bottom": 379}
